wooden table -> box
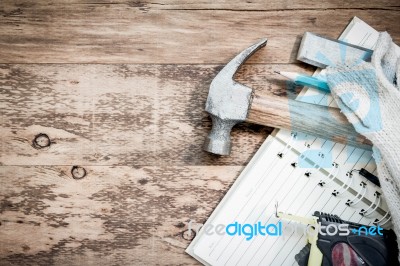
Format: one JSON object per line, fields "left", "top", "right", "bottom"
{"left": 1, "top": 1, "right": 399, "bottom": 265}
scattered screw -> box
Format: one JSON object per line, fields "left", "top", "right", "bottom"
{"left": 71, "top": 166, "right": 87, "bottom": 180}
{"left": 32, "top": 133, "right": 51, "bottom": 149}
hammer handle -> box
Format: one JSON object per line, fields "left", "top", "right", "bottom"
{"left": 247, "top": 93, "right": 372, "bottom": 149}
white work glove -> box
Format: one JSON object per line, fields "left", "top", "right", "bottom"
{"left": 326, "top": 32, "right": 400, "bottom": 256}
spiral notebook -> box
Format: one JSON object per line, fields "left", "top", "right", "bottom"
{"left": 186, "top": 17, "right": 391, "bottom": 266}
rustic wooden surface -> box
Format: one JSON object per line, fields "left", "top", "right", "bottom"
{"left": 1, "top": 1, "right": 399, "bottom": 265}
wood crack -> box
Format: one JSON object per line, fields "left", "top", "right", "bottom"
{"left": 162, "top": 7, "right": 400, "bottom": 12}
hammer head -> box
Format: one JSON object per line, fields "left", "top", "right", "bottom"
{"left": 204, "top": 38, "right": 268, "bottom": 155}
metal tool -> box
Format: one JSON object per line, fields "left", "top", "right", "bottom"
{"left": 276, "top": 210, "right": 399, "bottom": 266}
{"left": 297, "top": 32, "right": 373, "bottom": 68}
{"left": 203, "top": 39, "right": 371, "bottom": 155}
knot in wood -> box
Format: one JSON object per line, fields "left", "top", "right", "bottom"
{"left": 32, "top": 133, "right": 51, "bottom": 149}
{"left": 71, "top": 166, "right": 87, "bottom": 180}
{"left": 182, "top": 229, "right": 196, "bottom": 241}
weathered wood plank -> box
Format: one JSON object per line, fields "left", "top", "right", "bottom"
{"left": 1, "top": 63, "right": 314, "bottom": 166}
{"left": 144, "top": 0, "right": 400, "bottom": 10}
{"left": 3, "top": 0, "right": 399, "bottom": 11}
{"left": 2, "top": 3, "right": 400, "bottom": 266}
{"left": 0, "top": 165, "right": 241, "bottom": 265}
{"left": 0, "top": 4, "right": 399, "bottom": 63}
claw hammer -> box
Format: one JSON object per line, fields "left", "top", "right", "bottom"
{"left": 203, "top": 39, "right": 371, "bottom": 155}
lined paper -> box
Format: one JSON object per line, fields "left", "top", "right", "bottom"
{"left": 190, "top": 130, "right": 386, "bottom": 266}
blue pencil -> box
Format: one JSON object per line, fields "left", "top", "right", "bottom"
{"left": 275, "top": 71, "right": 330, "bottom": 93}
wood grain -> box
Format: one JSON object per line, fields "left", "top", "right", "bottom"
{"left": 3, "top": 0, "right": 399, "bottom": 11}
{"left": 0, "top": 2, "right": 399, "bottom": 63}
{"left": 1, "top": 1, "right": 400, "bottom": 265}
{"left": 0, "top": 165, "right": 241, "bottom": 265}
{"left": 1, "top": 63, "right": 315, "bottom": 166}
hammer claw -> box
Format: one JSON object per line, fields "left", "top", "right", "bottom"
{"left": 220, "top": 38, "right": 267, "bottom": 78}
{"left": 204, "top": 38, "right": 268, "bottom": 155}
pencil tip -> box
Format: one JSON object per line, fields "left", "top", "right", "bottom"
{"left": 274, "top": 71, "right": 280, "bottom": 75}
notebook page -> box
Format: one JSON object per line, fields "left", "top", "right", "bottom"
{"left": 275, "top": 130, "right": 387, "bottom": 216}
{"left": 185, "top": 134, "right": 278, "bottom": 265}
{"left": 190, "top": 131, "right": 383, "bottom": 266}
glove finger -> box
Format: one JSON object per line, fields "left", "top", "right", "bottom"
{"left": 326, "top": 62, "right": 383, "bottom": 134}
{"left": 374, "top": 32, "right": 399, "bottom": 84}
{"left": 372, "top": 32, "right": 392, "bottom": 67}
{"left": 372, "top": 32, "right": 400, "bottom": 94}
{"left": 333, "top": 93, "right": 369, "bottom": 133}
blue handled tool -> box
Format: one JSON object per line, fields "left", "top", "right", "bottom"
{"left": 275, "top": 71, "right": 330, "bottom": 93}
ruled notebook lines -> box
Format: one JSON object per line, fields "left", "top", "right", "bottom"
{"left": 191, "top": 130, "right": 388, "bottom": 265}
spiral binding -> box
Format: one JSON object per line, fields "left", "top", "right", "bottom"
{"left": 319, "top": 162, "right": 339, "bottom": 187}
{"left": 314, "top": 165, "right": 387, "bottom": 222}
{"left": 304, "top": 171, "right": 312, "bottom": 177}
{"left": 279, "top": 134, "right": 388, "bottom": 226}
{"left": 374, "top": 211, "right": 392, "bottom": 226}
{"left": 332, "top": 171, "right": 353, "bottom": 196}
{"left": 303, "top": 151, "right": 327, "bottom": 182}
{"left": 346, "top": 182, "right": 367, "bottom": 206}
{"left": 277, "top": 132, "right": 297, "bottom": 158}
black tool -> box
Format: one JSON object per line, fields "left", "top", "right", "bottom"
{"left": 295, "top": 211, "right": 399, "bottom": 266}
